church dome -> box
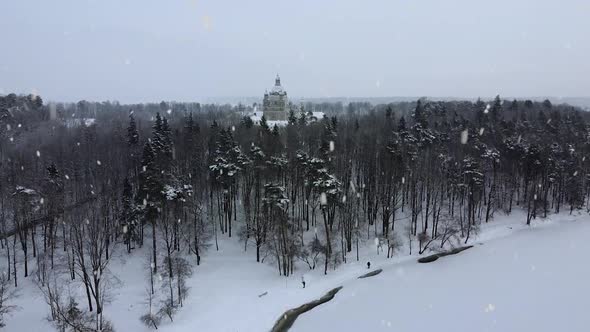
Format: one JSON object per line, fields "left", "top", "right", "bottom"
{"left": 270, "top": 74, "right": 286, "bottom": 94}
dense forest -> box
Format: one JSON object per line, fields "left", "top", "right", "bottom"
{"left": 1, "top": 93, "right": 589, "bottom": 330}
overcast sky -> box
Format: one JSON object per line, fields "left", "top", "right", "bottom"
{"left": 0, "top": 0, "right": 588, "bottom": 103}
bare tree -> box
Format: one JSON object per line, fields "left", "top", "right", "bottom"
{"left": 0, "top": 272, "right": 19, "bottom": 328}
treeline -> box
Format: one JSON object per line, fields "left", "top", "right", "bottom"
{"left": 0, "top": 93, "right": 589, "bottom": 330}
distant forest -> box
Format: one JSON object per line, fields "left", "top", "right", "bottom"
{"left": 1, "top": 92, "right": 589, "bottom": 329}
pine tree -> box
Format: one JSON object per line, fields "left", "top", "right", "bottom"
{"left": 491, "top": 95, "right": 503, "bottom": 123}
{"left": 260, "top": 115, "right": 269, "bottom": 132}
{"left": 139, "top": 139, "right": 162, "bottom": 273}
{"left": 121, "top": 178, "right": 137, "bottom": 253}
{"left": 288, "top": 109, "right": 297, "bottom": 125}
{"left": 413, "top": 100, "right": 428, "bottom": 128}
{"left": 127, "top": 112, "right": 139, "bottom": 146}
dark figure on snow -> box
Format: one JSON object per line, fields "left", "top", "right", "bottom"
{"left": 301, "top": 276, "right": 306, "bottom": 288}
{"left": 367, "top": 261, "right": 371, "bottom": 269}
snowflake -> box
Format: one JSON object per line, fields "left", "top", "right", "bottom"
{"left": 96, "top": 160, "right": 102, "bottom": 166}
{"left": 36, "top": 150, "right": 41, "bottom": 157}
{"left": 329, "top": 141, "right": 335, "bottom": 152}
{"left": 319, "top": 192, "right": 327, "bottom": 205}
{"left": 460, "top": 129, "right": 469, "bottom": 144}
{"left": 167, "top": 109, "right": 172, "bottom": 115}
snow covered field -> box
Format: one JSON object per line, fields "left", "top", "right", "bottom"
{"left": 294, "top": 215, "right": 590, "bottom": 332}
{"left": 6, "top": 212, "right": 590, "bottom": 332}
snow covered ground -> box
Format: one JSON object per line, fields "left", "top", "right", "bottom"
{"left": 5, "top": 211, "right": 590, "bottom": 332}
{"left": 293, "top": 215, "right": 590, "bottom": 332}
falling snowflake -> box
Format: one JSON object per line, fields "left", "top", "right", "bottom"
{"left": 40, "top": 198, "right": 44, "bottom": 205}
{"left": 460, "top": 129, "right": 469, "bottom": 144}
{"left": 65, "top": 174, "right": 70, "bottom": 180}
{"left": 17, "top": 123, "right": 21, "bottom": 128}
{"left": 342, "top": 195, "right": 347, "bottom": 203}
{"left": 167, "top": 109, "right": 172, "bottom": 115}
{"left": 329, "top": 141, "right": 335, "bottom": 152}
{"left": 484, "top": 104, "right": 490, "bottom": 114}
{"left": 36, "top": 150, "right": 41, "bottom": 157}
{"left": 319, "top": 192, "right": 327, "bottom": 205}
{"left": 76, "top": 142, "right": 80, "bottom": 146}
{"left": 401, "top": 176, "right": 405, "bottom": 184}
{"left": 9, "top": 137, "right": 13, "bottom": 142}
{"left": 573, "top": 171, "right": 578, "bottom": 176}
{"left": 96, "top": 160, "right": 102, "bottom": 166}
{"left": 6, "top": 124, "right": 11, "bottom": 131}
{"left": 479, "top": 128, "right": 484, "bottom": 136}
{"left": 123, "top": 225, "right": 128, "bottom": 233}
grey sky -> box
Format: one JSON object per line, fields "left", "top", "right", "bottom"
{"left": 1, "top": 0, "right": 588, "bottom": 103}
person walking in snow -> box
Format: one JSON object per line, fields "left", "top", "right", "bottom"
{"left": 301, "top": 276, "right": 306, "bottom": 288}
{"left": 367, "top": 261, "right": 371, "bottom": 269}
